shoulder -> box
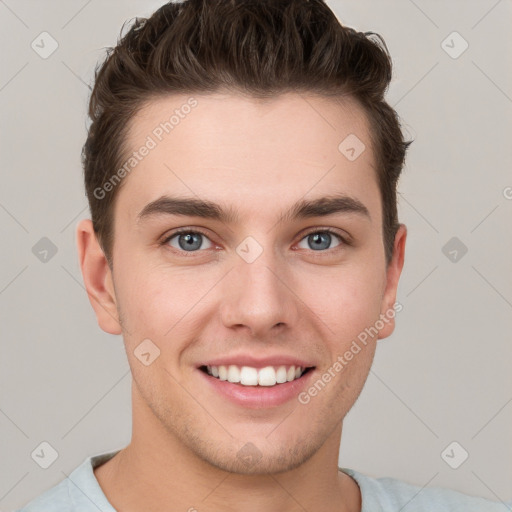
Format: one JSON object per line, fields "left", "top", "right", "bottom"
{"left": 14, "top": 450, "right": 120, "bottom": 512}
{"left": 340, "top": 467, "right": 512, "bottom": 512}
{"left": 13, "top": 478, "right": 71, "bottom": 512}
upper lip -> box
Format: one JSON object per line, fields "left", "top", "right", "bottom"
{"left": 198, "top": 354, "right": 316, "bottom": 369}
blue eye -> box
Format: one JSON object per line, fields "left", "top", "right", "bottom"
{"left": 162, "top": 228, "right": 347, "bottom": 255}
{"left": 297, "top": 230, "right": 344, "bottom": 251}
{"left": 165, "top": 230, "right": 213, "bottom": 252}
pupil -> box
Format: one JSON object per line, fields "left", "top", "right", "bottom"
{"left": 179, "top": 233, "right": 201, "bottom": 251}
{"left": 310, "top": 232, "right": 330, "bottom": 250}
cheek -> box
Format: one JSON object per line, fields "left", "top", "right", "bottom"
{"left": 303, "top": 264, "right": 385, "bottom": 342}
{"left": 115, "top": 263, "right": 215, "bottom": 343}
{"left": 112, "top": 256, "right": 170, "bottom": 338}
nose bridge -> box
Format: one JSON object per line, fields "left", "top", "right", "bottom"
{"left": 219, "top": 237, "right": 298, "bottom": 335}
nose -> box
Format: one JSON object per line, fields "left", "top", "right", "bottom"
{"left": 219, "top": 248, "right": 301, "bottom": 339}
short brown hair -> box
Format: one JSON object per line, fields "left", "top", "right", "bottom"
{"left": 82, "top": 0, "right": 412, "bottom": 267}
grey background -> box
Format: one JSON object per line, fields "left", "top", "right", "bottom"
{"left": 1, "top": 0, "right": 511, "bottom": 509}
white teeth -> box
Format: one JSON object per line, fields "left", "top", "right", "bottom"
{"left": 227, "top": 365, "right": 241, "bottom": 383}
{"left": 240, "top": 366, "right": 258, "bottom": 385}
{"left": 218, "top": 365, "right": 228, "bottom": 381}
{"left": 205, "top": 364, "right": 306, "bottom": 386}
{"left": 276, "top": 366, "right": 287, "bottom": 384}
{"left": 258, "top": 366, "right": 276, "bottom": 386}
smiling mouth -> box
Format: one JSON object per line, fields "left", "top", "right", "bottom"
{"left": 199, "top": 364, "right": 315, "bottom": 387}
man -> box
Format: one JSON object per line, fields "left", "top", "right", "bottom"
{"left": 16, "top": 0, "right": 511, "bottom": 510}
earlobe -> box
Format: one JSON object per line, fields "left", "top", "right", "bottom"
{"left": 377, "top": 224, "right": 407, "bottom": 340}
{"left": 76, "top": 219, "right": 122, "bottom": 335}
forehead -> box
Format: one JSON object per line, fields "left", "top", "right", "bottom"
{"left": 115, "top": 92, "right": 380, "bottom": 226}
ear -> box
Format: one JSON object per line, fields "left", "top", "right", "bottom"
{"left": 377, "top": 223, "right": 407, "bottom": 340}
{"left": 76, "top": 219, "right": 122, "bottom": 335}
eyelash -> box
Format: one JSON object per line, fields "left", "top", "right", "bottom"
{"left": 160, "top": 227, "right": 350, "bottom": 257}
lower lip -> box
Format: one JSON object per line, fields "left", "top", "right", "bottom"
{"left": 197, "top": 368, "right": 316, "bottom": 409}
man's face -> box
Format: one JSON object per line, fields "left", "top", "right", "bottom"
{"left": 97, "top": 92, "right": 404, "bottom": 473}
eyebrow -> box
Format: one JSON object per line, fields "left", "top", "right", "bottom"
{"left": 136, "top": 193, "right": 371, "bottom": 225}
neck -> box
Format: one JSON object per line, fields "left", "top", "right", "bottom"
{"left": 94, "top": 382, "right": 361, "bottom": 512}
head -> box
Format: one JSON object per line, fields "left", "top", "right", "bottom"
{"left": 78, "top": 0, "right": 410, "bottom": 475}
{"left": 83, "top": 0, "right": 410, "bottom": 269}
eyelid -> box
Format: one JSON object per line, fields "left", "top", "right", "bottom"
{"left": 162, "top": 226, "right": 212, "bottom": 242}
{"left": 299, "top": 226, "right": 350, "bottom": 245}
{"left": 160, "top": 226, "right": 217, "bottom": 252}
{"left": 160, "top": 226, "right": 351, "bottom": 253}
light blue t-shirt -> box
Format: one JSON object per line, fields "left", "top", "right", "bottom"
{"left": 15, "top": 449, "right": 512, "bottom": 511}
